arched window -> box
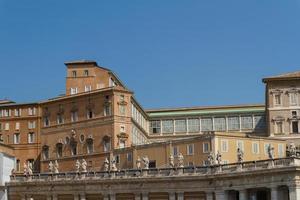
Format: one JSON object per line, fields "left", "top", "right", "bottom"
{"left": 42, "top": 145, "right": 49, "bottom": 160}
{"left": 86, "top": 138, "right": 94, "bottom": 154}
{"left": 56, "top": 143, "right": 63, "bottom": 158}
{"left": 103, "top": 136, "right": 111, "bottom": 152}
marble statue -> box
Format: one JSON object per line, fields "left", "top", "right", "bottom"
{"left": 142, "top": 156, "right": 149, "bottom": 169}
{"left": 103, "top": 158, "right": 109, "bottom": 171}
{"left": 111, "top": 157, "right": 117, "bottom": 172}
{"left": 268, "top": 144, "right": 275, "bottom": 159}
{"left": 207, "top": 152, "right": 215, "bottom": 166}
{"left": 27, "top": 163, "right": 33, "bottom": 175}
{"left": 177, "top": 153, "right": 184, "bottom": 168}
{"left": 169, "top": 154, "right": 175, "bottom": 168}
{"left": 237, "top": 148, "right": 244, "bottom": 163}
{"left": 81, "top": 159, "right": 87, "bottom": 173}
{"left": 75, "top": 159, "right": 81, "bottom": 173}
{"left": 136, "top": 156, "right": 142, "bottom": 169}
{"left": 216, "top": 151, "right": 222, "bottom": 165}
{"left": 289, "top": 143, "right": 297, "bottom": 157}
{"left": 48, "top": 161, "right": 54, "bottom": 173}
{"left": 23, "top": 162, "right": 28, "bottom": 175}
{"left": 54, "top": 160, "right": 59, "bottom": 173}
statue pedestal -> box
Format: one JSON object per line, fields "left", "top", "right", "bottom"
{"left": 267, "top": 160, "right": 274, "bottom": 168}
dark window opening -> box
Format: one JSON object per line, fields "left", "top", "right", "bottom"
{"left": 292, "top": 121, "right": 299, "bottom": 133}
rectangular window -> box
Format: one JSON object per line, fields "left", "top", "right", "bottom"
{"left": 14, "top": 108, "right": 21, "bottom": 117}
{"left": 175, "top": 119, "right": 187, "bottom": 133}
{"left": 13, "top": 133, "right": 20, "bottom": 144}
{"left": 150, "top": 120, "right": 161, "bottom": 134}
{"left": 203, "top": 142, "right": 210, "bottom": 153}
{"left": 28, "top": 132, "right": 34, "bottom": 144}
{"left": 252, "top": 142, "right": 259, "bottom": 154}
{"left": 28, "top": 107, "right": 36, "bottom": 116}
{"left": 241, "top": 116, "right": 253, "bottom": 130}
{"left": 214, "top": 117, "right": 226, "bottom": 131}
{"left": 72, "top": 70, "right": 77, "bottom": 77}
{"left": 274, "top": 94, "right": 281, "bottom": 106}
{"left": 84, "top": 70, "right": 89, "bottom": 76}
{"left": 28, "top": 121, "right": 36, "bottom": 129}
{"left": 221, "top": 140, "right": 228, "bottom": 152}
{"left": 290, "top": 93, "right": 298, "bottom": 106}
{"left": 3, "top": 109, "right": 10, "bottom": 117}
{"left": 254, "top": 115, "right": 266, "bottom": 130}
{"left": 44, "top": 117, "right": 50, "bottom": 127}
{"left": 84, "top": 85, "right": 92, "bottom": 92}
{"left": 119, "top": 105, "right": 126, "bottom": 116}
{"left": 188, "top": 118, "right": 200, "bottom": 132}
{"left": 104, "top": 104, "right": 111, "bottom": 116}
{"left": 0, "top": 134, "right": 3, "bottom": 142}
{"left": 264, "top": 143, "right": 270, "bottom": 155}
{"left": 127, "top": 153, "right": 132, "bottom": 162}
{"left": 173, "top": 146, "right": 179, "bottom": 156}
{"left": 71, "top": 111, "right": 78, "bottom": 122}
{"left": 201, "top": 118, "right": 213, "bottom": 131}
{"left": 275, "top": 121, "right": 283, "bottom": 134}
{"left": 57, "top": 114, "right": 64, "bottom": 124}
{"left": 5, "top": 123, "right": 9, "bottom": 131}
{"left": 228, "top": 116, "right": 240, "bottom": 131}
{"left": 86, "top": 109, "right": 93, "bottom": 119}
{"left": 70, "top": 88, "right": 78, "bottom": 95}
{"left": 162, "top": 120, "right": 174, "bottom": 133}
{"left": 187, "top": 144, "right": 194, "bottom": 155}
{"left": 15, "top": 122, "right": 20, "bottom": 130}
{"left": 278, "top": 144, "right": 284, "bottom": 158}
{"left": 236, "top": 140, "right": 244, "bottom": 151}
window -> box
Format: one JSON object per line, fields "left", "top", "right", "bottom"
{"left": 14, "top": 108, "right": 21, "bottom": 117}
{"left": 175, "top": 119, "right": 187, "bottom": 133}
{"left": 186, "top": 144, "right": 194, "bottom": 155}
{"left": 13, "top": 133, "right": 20, "bottom": 144}
{"left": 44, "top": 116, "right": 50, "bottom": 127}
{"left": 0, "top": 134, "right": 3, "bottom": 142}
{"left": 57, "top": 114, "right": 64, "bottom": 124}
{"left": 290, "top": 93, "right": 298, "bottom": 106}
{"left": 203, "top": 142, "right": 210, "bottom": 153}
{"left": 241, "top": 116, "right": 253, "bottom": 130}
{"left": 201, "top": 118, "right": 213, "bottom": 131}
{"left": 188, "top": 118, "right": 200, "bottom": 132}
{"left": 119, "top": 105, "right": 126, "bottom": 116}
{"left": 278, "top": 144, "right": 284, "bottom": 158}
{"left": 109, "top": 77, "right": 116, "bottom": 87}
{"left": 127, "top": 153, "right": 132, "bottom": 162}
{"left": 70, "top": 88, "right": 78, "bottom": 95}
{"left": 28, "top": 107, "right": 36, "bottom": 116}
{"left": 228, "top": 116, "right": 240, "bottom": 131}
{"left": 16, "top": 159, "right": 20, "bottom": 172}
{"left": 72, "top": 70, "right": 77, "bottom": 77}
{"left": 104, "top": 104, "right": 111, "bottom": 116}
{"left": 221, "top": 140, "right": 228, "bottom": 152}
{"left": 214, "top": 117, "right": 226, "bottom": 131}
{"left": 264, "top": 143, "right": 270, "bottom": 155}
{"left": 56, "top": 143, "right": 63, "bottom": 158}
{"left": 173, "top": 146, "right": 179, "bottom": 156}
{"left": 5, "top": 123, "right": 9, "bottom": 131}
{"left": 274, "top": 94, "right": 281, "bottom": 106}
{"left": 292, "top": 111, "right": 297, "bottom": 117}
{"left": 42, "top": 146, "right": 49, "bottom": 160}
{"left": 28, "top": 121, "right": 36, "bottom": 129}
{"left": 27, "top": 159, "right": 35, "bottom": 171}
{"left": 162, "top": 120, "right": 174, "bottom": 133}
{"left": 84, "top": 85, "right": 92, "bottom": 92}
{"left": 254, "top": 115, "right": 266, "bottom": 130}
{"left": 71, "top": 142, "right": 77, "bottom": 156}
{"left": 119, "top": 140, "right": 125, "bottom": 148}
{"left": 15, "top": 122, "right": 20, "bottom": 130}
{"left": 86, "top": 109, "right": 93, "bottom": 119}
{"left": 84, "top": 70, "right": 89, "bottom": 76}
{"left": 86, "top": 138, "right": 94, "bottom": 154}
{"left": 150, "top": 121, "right": 161, "bottom": 134}
{"left": 103, "top": 139, "right": 111, "bottom": 152}
{"left": 120, "top": 125, "right": 125, "bottom": 132}
{"left": 149, "top": 160, "right": 156, "bottom": 168}
{"left": 275, "top": 121, "right": 283, "bottom": 134}
{"left": 71, "top": 111, "right": 78, "bottom": 122}
{"left": 236, "top": 140, "right": 244, "bottom": 151}
{"left": 292, "top": 121, "right": 299, "bottom": 133}
{"left": 3, "top": 109, "right": 10, "bottom": 117}
{"left": 252, "top": 142, "right": 260, "bottom": 154}
{"left": 28, "top": 132, "right": 34, "bottom": 143}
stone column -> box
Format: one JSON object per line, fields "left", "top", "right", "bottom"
{"left": 206, "top": 192, "right": 214, "bottom": 200}
{"left": 80, "top": 193, "right": 86, "bottom": 200}
{"left": 142, "top": 193, "right": 148, "bottom": 200}
{"left": 289, "top": 185, "right": 300, "bottom": 200}
{"left": 177, "top": 192, "right": 184, "bottom": 200}
{"left": 135, "top": 193, "right": 141, "bottom": 200}
{"left": 239, "top": 189, "right": 247, "bottom": 200}
{"left": 169, "top": 192, "right": 176, "bottom": 200}
{"left": 215, "top": 190, "right": 226, "bottom": 200}
{"left": 270, "top": 186, "right": 278, "bottom": 200}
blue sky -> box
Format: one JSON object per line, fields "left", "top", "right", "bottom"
{"left": 1, "top": 1, "right": 300, "bottom": 109}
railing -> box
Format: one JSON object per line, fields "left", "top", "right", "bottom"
{"left": 9, "top": 157, "right": 300, "bottom": 183}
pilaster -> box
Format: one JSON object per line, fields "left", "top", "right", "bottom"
{"left": 289, "top": 185, "right": 300, "bottom": 200}
{"left": 270, "top": 186, "right": 278, "bottom": 200}
{"left": 177, "top": 192, "right": 184, "bottom": 200}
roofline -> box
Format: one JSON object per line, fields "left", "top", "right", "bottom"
{"left": 0, "top": 102, "right": 39, "bottom": 108}
{"left": 146, "top": 103, "right": 265, "bottom": 113}
{"left": 263, "top": 77, "right": 300, "bottom": 83}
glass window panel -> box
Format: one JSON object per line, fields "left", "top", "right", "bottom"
{"left": 162, "top": 120, "right": 174, "bottom": 133}
{"left": 214, "top": 117, "right": 226, "bottom": 131}
{"left": 175, "top": 119, "right": 187, "bottom": 133}
{"left": 254, "top": 115, "right": 266, "bottom": 130}
{"left": 228, "top": 116, "right": 240, "bottom": 131}
{"left": 201, "top": 118, "right": 213, "bottom": 131}
{"left": 241, "top": 116, "right": 253, "bottom": 130}
{"left": 188, "top": 118, "right": 200, "bottom": 132}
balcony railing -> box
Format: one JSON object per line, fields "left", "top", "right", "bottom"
{"left": 9, "top": 157, "right": 300, "bottom": 183}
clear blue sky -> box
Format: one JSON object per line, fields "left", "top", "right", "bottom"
{"left": 1, "top": 0, "right": 300, "bottom": 109}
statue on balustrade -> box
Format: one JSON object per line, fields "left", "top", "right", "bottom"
{"left": 48, "top": 161, "right": 54, "bottom": 173}
{"left": 142, "top": 156, "right": 149, "bottom": 169}
{"left": 216, "top": 151, "right": 222, "bottom": 165}
{"left": 111, "top": 157, "right": 118, "bottom": 172}
{"left": 81, "top": 159, "right": 87, "bottom": 173}
{"left": 23, "top": 163, "right": 28, "bottom": 175}
{"left": 237, "top": 148, "right": 244, "bottom": 163}
{"left": 207, "top": 152, "right": 215, "bottom": 166}
{"left": 27, "top": 163, "right": 33, "bottom": 175}
{"left": 289, "top": 143, "right": 297, "bottom": 158}
{"left": 169, "top": 154, "right": 175, "bottom": 168}
{"left": 75, "top": 159, "right": 81, "bottom": 173}
{"left": 177, "top": 153, "right": 184, "bottom": 168}
{"left": 54, "top": 160, "right": 59, "bottom": 174}
{"left": 103, "top": 158, "right": 110, "bottom": 171}
{"left": 136, "top": 156, "right": 142, "bottom": 169}
{"left": 268, "top": 144, "right": 275, "bottom": 160}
